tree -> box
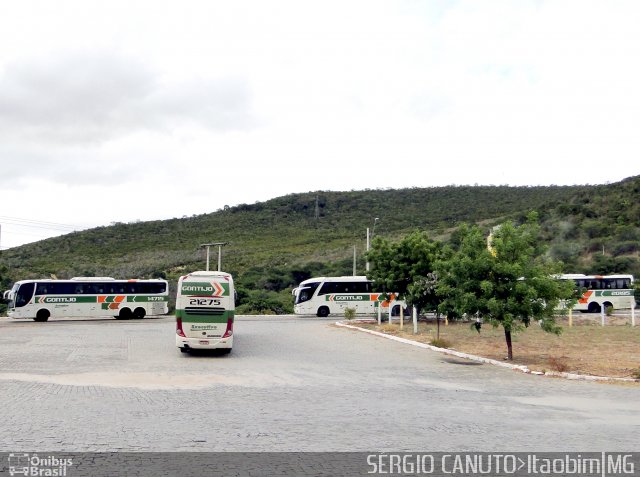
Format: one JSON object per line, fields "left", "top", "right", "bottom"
{"left": 0, "top": 264, "right": 9, "bottom": 315}
{"left": 406, "top": 272, "right": 446, "bottom": 338}
{"left": 366, "top": 231, "right": 441, "bottom": 308}
{"left": 437, "top": 216, "right": 575, "bottom": 360}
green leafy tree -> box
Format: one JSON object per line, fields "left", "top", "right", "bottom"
{"left": 366, "top": 231, "right": 441, "bottom": 305}
{"left": 0, "top": 264, "right": 9, "bottom": 315}
{"left": 406, "top": 271, "right": 447, "bottom": 338}
{"left": 437, "top": 216, "right": 575, "bottom": 360}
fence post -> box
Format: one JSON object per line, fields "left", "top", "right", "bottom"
{"left": 568, "top": 307, "right": 573, "bottom": 327}
{"left": 632, "top": 296, "right": 636, "bottom": 327}
{"left": 413, "top": 306, "right": 418, "bottom": 334}
{"left": 399, "top": 305, "right": 404, "bottom": 331}
{"left": 601, "top": 305, "right": 605, "bottom": 327}
{"left": 377, "top": 303, "right": 382, "bottom": 326}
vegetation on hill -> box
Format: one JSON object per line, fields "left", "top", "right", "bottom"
{"left": 0, "top": 177, "right": 638, "bottom": 314}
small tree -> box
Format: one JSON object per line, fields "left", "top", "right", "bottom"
{"left": 407, "top": 272, "right": 445, "bottom": 338}
{"left": 437, "top": 216, "right": 575, "bottom": 360}
{"left": 366, "top": 231, "right": 441, "bottom": 311}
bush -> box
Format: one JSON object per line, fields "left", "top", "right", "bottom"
{"left": 612, "top": 241, "right": 639, "bottom": 256}
{"left": 344, "top": 307, "right": 356, "bottom": 320}
{"left": 430, "top": 338, "right": 452, "bottom": 348}
{"left": 235, "top": 289, "right": 293, "bottom": 315}
{"left": 548, "top": 356, "right": 570, "bottom": 373}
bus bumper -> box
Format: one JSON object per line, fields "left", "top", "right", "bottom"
{"left": 176, "top": 336, "right": 233, "bottom": 350}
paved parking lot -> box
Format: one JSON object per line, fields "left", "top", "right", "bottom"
{"left": 0, "top": 315, "right": 638, "bottom": 452}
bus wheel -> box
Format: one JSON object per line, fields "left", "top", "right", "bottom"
{"left": 588, "top": 302, "right": 601, "bottom": 313}
{"left": 34, "top": 310, "right": 50, "bottom": 322}
{"left": 317, "top": 306, "right": 329, "bottom": 317}
{"left": 133, "top": 307, "right": 146, "bottom": 319}
{"left": 117, "top": 308, "right": 133, "bottom": 320}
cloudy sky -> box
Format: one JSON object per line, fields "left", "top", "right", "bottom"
{"left": 1, "top": 0, "right": 639, "bottom": 248}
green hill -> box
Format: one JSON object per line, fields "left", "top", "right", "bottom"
{"left": 1, "top": 177, "right": 639, "bottom": 313}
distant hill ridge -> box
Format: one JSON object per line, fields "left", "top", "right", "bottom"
{"left": 1, "top": 177, "right": 639, "bottom": 304}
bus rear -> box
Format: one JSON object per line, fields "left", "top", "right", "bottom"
{"left": 175, "top": 271, "right": 235, "bottom": 353}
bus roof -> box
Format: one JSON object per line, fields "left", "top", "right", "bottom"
{"left": 182, "top": 271, "right": 233, "bottom": 279}
{"left": 560, "top": 274, "right": 634, "bottom": 280}
{"left": 11, "top": 277, "right": 167, "bottom": 284}
{"left": 299, "top": 276, "right": 370, "bottom": 285}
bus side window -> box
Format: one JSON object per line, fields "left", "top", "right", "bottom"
{"left": 318, "top": 283, "right": 334, "bottom": 296}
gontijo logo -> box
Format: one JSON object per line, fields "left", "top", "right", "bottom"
{"left": 181, "top": 281, "right": 228, "bottom": 296}
{"left": 326, "top": 294, "right": 369, "bottom": 302}
{"left": 40, "top": 297, "right": 77, "bottom": 304}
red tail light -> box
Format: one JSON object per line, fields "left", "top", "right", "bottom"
{"left": 222, "top": 319, "right": 233, "bottom": 338}
{"left": 176, "top": 318, "right": 186, "bottom": 337}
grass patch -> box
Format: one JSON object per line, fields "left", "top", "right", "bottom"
{"left": 430, "top": 338, "right": 452, "bottom": 349}
{"left": 353, "top": 316, "right": 640, "bottom": 380}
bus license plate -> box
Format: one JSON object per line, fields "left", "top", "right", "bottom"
{"left": 199, "top": 340, "right": 209, "bottom": 345}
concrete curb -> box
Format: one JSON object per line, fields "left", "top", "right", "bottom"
{"left": 335, "top": 321, "right": 639, "bottom": 384}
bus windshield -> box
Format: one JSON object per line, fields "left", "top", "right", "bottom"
{"left": 294, "top": 282, "right": 320, "bottom": 304}
{"left": 14, "top": 282, "right": 35, "bottom": 308}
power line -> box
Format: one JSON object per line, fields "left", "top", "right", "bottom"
{"left": 0, "top": 216, "right": 78, "bottom": 232}
{"left": 0, "top": 217, "right": 83, "bottom": 251}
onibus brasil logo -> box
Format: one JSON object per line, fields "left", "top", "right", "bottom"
{"left": 7, "top": 453, "right": 73, "bottom": 476}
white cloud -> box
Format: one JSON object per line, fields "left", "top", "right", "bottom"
{"left": 0, "top": 51, "right": 255, "bottom": 145}
{"left": 0, "top": 0, "right": 639, "bottom": 248}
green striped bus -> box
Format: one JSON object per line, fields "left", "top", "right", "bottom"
{"left": 175, "top": 271, "right": 235, "bottom": 354}
{"left": 7, "top": 277, "right": 169, "bottom": 321}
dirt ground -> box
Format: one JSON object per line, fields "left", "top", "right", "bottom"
{"left": 350, "top": 313, "right": 640, "bottom": 380}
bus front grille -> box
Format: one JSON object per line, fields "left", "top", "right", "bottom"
{"left": 185, "top": 307, "right": 226, "bottom": 316}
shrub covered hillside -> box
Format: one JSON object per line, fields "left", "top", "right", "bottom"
{"left": 0, "top": 177, "right": 638, "bottom": 314}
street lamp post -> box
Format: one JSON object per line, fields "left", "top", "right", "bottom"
{"left": 365, "top": 217, "right": 379, "bottom": 272}
{"left": 200, "top": 242, "right": 228, "bottom": 271}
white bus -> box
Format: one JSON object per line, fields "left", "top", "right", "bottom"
{"left": 292, "top": 275, "right": 405, "bottom": 317}
{"left": 560, "top": 274, "right": 635, "bottom": 313}
{"left": 175, "top": 271, "right": 235, "bottom": 353}
{"left": 7, "top": 277, "right": 169, "bottom": 321}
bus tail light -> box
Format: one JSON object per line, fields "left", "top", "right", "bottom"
{"left": 176, "top": 318, "right": 186, "bottom": 337}
{"left": 222, "top": 319, "right": 233, "bottom": 338}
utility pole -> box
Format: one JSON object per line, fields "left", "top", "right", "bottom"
{"left": 365, "top": 217, "right": 379, "bottom": 272}
{"left": 200, "top": 242, "right": 228, "bottom": 271}
{"left": 353, "top": 245, "right": 357, "bottom": 276}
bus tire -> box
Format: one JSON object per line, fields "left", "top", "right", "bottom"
{"left": 34, "top": 310, "right": 50, "bottom": 322}
{"left": 317, "top": 306, "right": 330, "bottom": 318}
{"left": 588, "top": 302, "right": 601, "bottom": 313}
{"left": 117, "top": 308, "right": 133, "bottom": 320}
{"left": 133, "top": 307, "right": 146, "bottom": 319}
{"left": 180, "top": 347, "right": 189, "bottom": 353}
